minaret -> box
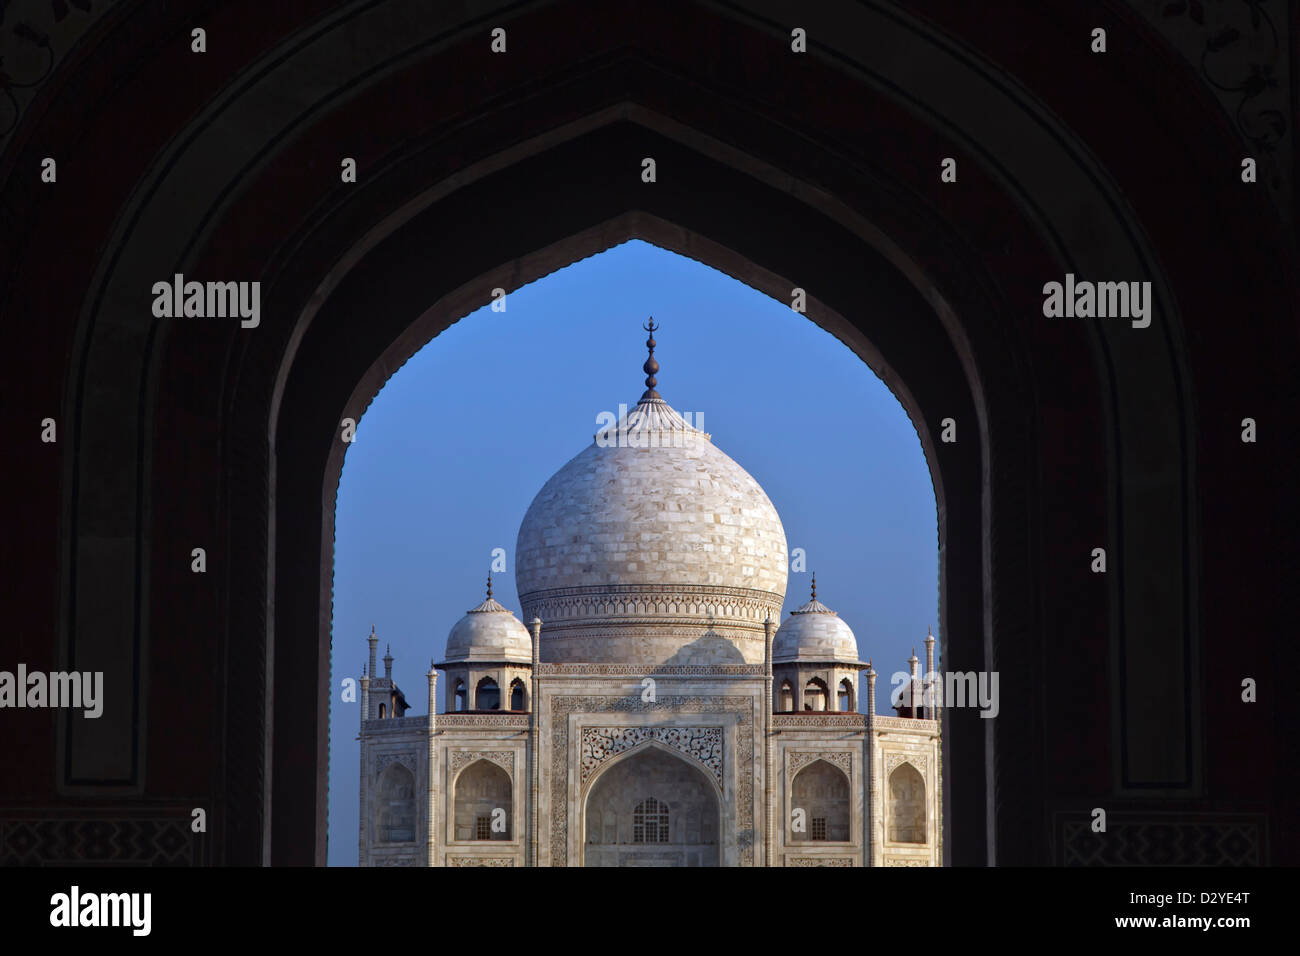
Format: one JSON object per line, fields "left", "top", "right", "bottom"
{"left": 924, "top": 626, "right": 936, "bottom": 719}
{"left": 866, "top": 660, "right": 878, "bottom": 868}
{"left": 383, "top": 643, "right": 394, "bottom": 680}
{"left": 763, "top": 613, "right": 775, "bottom": 866}
{"left": 908, "top": 647, "right": 920, "bottom": 716}
{"left": 426, "top": 658, "right": 437, "bottom": 867}
{"left": 358, "top": 658, "right": 371, "bottom": 865}
{"left": 528, "top": 615, "right": 543, "bottom": 867}
{"left": 367, "top": 625, "right": 378, "bottom": 684}
{"left": 866, "top": 660, "right": 876, "bottom": 716}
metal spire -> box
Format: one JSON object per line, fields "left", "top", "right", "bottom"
{"left": 640, "top": 318, "right": 660, "bottom": 401}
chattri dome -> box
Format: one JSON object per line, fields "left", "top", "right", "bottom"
{"left": 773, "top": 576, "right": 863, "bottom": 665}
{"left": 514, "top": 322, "right": 787, "bottom": 665}
{"left": 442, "top": 576, "right": 533, "bottom": 664}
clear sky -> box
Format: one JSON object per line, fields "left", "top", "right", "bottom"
{"left": 326, "top": 239, "right": 938, "bottom": 865}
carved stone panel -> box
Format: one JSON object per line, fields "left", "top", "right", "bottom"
{"left": 884, "top": 752, "right": 929, "bottom": 779}
{"left": 580, "top": 726, "right": 724, "bottom": 786}
{"left": 375, "top": 752, "right": 417, "bottom": 777}
{"left": 449, "top": 750, "right": 514, "bottom": 779}
{"left": 787, "top": 856, "right": 854, "bottom": 867}
{"left": 786, "top": 750, "right": 853, "bottom": 780}
{"left": 448, "top": 856, "right": 514, "bottom": 867}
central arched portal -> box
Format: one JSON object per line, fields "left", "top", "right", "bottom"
{"left": 583, "top": 744, "right": 721, "bottom": 867}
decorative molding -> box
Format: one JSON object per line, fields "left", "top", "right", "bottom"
{"left": 524, "top": 581, "right": 781, "bottom": 609}
{"left": 375, "top": 752, "right": 417, "bottom": 777}
{"left": 1135, "top": 0, "right": 1291, "bottom": 209}
{"left": 436, "top": 714, "right": 530, "bottom": 728}
{"left": 0, "top": 0, "right": 116, "bottom": 143}
{"left": 1056, "top": 812, "right": 1263, "bottom": 865}
{"left": 788, "top": 856, "right": 854, "bottom": 867}
{"left": 537, "top": 663, "right": 764, "bottom": 676}
{"left": 884, "top": 857, "right": 927, "bottom": 867}
{"left": 580, "top": 726, "right": 723, "bottom": 786}
{"left": 448, "top": 856, "right": 514, "bottom": 867}
{"left": 551, "top": 696, "right": 753, "bottom": 866}
{"left": 374, "top": 856, "right": 417, "bottom": 867}
{"left": 873, "top": 715, "right": 940, "bottom": 732}
{"left": 786, "top": 750, "right": 853, "bottom": 780}
{"left": 773, "top": 714, "right": 868, "bottom": 729}
{"left": 363, "top": 716, "right": 430, "bottom": 733}
{"left": 450, "top": 749, "right": 514, "bottom": 778}
{"left": 0, "top": 815, "right": 201, "bottom": 865}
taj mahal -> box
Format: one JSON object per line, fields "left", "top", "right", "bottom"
{"left": 356, "top": 324, "right": 942, "bottom": 866}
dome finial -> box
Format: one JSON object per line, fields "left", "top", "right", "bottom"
{"left": 486, "top": 570, "right": 493, "bottom": 600}
{"left": 640, "top": 318, "right": 661, "bottom": 401}
{"left": 810, "top": 572, "right": 817, "bottom": 601}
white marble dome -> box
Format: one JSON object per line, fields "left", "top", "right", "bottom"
{"left": 773, "top": 583, "right": 862, "bottom": 665}
{"left": 515, "top": 389, "right": 788, "bottom": 665}
{"left": 443, "top": 588, "right": 533, "bottom": 664}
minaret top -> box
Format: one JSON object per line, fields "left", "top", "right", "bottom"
{"left": 640, "top": 318, "right": 660, "bottom": 402}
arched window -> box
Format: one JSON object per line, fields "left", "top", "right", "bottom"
{"left": 509, "top": 679, "right": 526, "bottom": 711}
{"left": 838, "top": 678, "right": 854, "bottom": 712}
{"left": 453, "top": 681, "right": 466, "bottom": 712}
{"left": 377, "top": 703, "right": 386, "bottom": 719}
{"left": 779, "top": 681, "right": 794, "bottom": 712}
{"left": 476, "top": 676, "right": 500, "bottom": 711}
{"left": 804, "top": 678, "right": 828, "bottom": 712}
{"left": 888, "top": 763, "right": 926, "bottom": 843}
{"left": 791, "top": 759, "right": 850, "bottom": 842}
{"left": 633, "top": 797, "right": 669, "bottom": 844}
{"left": 454, "top": 759, "right": 512, "bottom": 841}
{"left": 376, "top": 763, "right": 415, "bottom": 843}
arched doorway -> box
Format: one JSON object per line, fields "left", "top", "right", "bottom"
{"left": 583, "top": 744, "right": 721, "bottom": 867}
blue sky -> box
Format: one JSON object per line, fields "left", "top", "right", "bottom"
{"left": 326, "top": 239, "right": 938, "bottom": 865}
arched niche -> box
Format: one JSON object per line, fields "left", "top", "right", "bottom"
{"left": 375, "top": 763, "right": 416, "bottom": 844}
{"left": 790, "top": 759, "right": 851, "bottom": 843}
{"left": 453, "top": 759, "right": 512, "bottom": 842}
{"left": 888, "top": 763, "right": 927, "bottom": 845}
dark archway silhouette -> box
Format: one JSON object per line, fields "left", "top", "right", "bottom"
{"left": 11, "top": 0, "right": 1294, "bottom": 868}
